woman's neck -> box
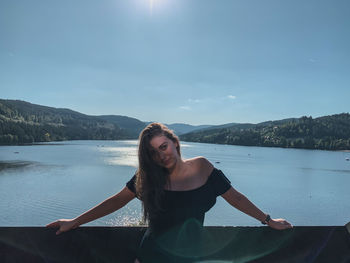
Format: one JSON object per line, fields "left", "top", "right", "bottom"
{"left": 168, "top": 157, "right": 186, "bottom": 179}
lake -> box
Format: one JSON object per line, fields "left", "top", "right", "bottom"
{"left": 0, "top": 140, "right": 349, "bottom": 227}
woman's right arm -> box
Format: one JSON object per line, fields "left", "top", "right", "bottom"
{"left": 46, "top": 186, "right": 136, "bottom": 235}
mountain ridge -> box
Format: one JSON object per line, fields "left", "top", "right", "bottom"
{"left": 1, "top": 99, "right": 349, "bottom": 150}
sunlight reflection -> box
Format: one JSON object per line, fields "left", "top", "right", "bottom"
{"left": 106, "top": 207, "right": 144, "bottom": 226}
{"left": 99, "top": 142, "right": 192, "bottom": 168}
{"left": 100, "top": 146, "right": 138, "bottom": 167}
{"left": 119, "top": 140, "right": 138, "bottom": 146}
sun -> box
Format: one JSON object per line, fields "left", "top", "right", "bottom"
{"left": 149, "top": 0, "right": 155, "bottom": 14}
{"left": 143, "top": 0, "right": 171, "bottom": 16}
{"left": 149, "top": 0, "right": 167, "bottom": 15}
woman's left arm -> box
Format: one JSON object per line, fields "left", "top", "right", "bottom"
{"left": 221, "top": 187, "right": 293, "bottom": 230}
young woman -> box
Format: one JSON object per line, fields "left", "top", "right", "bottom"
{"left": 47, "top": 122, "right": 292, "bottom": 262}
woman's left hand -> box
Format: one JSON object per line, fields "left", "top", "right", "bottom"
{"left": 268, "top": 218, "right": 293, "bottom": 230}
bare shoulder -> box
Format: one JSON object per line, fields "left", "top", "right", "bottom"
{"left": 179, "top": 157, "right": 213, "bottom": 188}
{"left": 185, "top": 156, "right": 213, "bottom": 175}
{"left": 196, "top": 156, "right": 213, "bottom": 170}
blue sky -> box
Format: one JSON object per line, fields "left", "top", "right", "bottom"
{"left": 1, "top": 0, "right": 349, "bottom": 125}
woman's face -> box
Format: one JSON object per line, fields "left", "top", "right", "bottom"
{"left": 149, "top": 134, "right": 179, "bottom": 169}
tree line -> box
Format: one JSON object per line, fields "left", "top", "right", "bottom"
{"left": 180, "top": 114, "right": 350, "bottom": 151}
{"left": 2, "top": 99, "right": 350, "bottom": 150}
{"left": 0, "top": 99, "right": 131, "bottom": 145}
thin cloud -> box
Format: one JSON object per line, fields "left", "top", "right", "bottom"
{"left": 188, "top": 98, "right": 201, "bottom": 103}
{"left": 309, "top": 58, "right": 317, "bottom": 63}
{"left": 227, "top": 95, "right": 236, "bottom": 99}
{"left": 179, "top": 106, "right": 191, "bottom": 110}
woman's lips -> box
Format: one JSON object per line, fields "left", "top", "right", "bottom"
{"left": 163, "top": 158, "right": 171, "bottom": 165}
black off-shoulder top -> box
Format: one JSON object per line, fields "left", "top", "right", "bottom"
{"left": 126, "top": 168, "right": 231, "bottom": 235}
{"left": 126, "top": 168, "right": 232, "bottom": 262}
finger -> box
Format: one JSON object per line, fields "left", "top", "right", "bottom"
{"left": 283, "top": 222, "right": 293, "bottom": 228}
{"left": 46, "top": 222, "right": 59, "bottom": 228}
{"left": 56, "top": 230, "right": 62, "bottom": 235}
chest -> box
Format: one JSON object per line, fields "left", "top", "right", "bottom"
{"left": 166, "top": 170, "right": 209, "bottom": 191}
{"left": 161, "top": 185, "right": 217, "bottom": 213}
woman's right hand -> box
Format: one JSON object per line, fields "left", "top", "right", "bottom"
{"left": 46, "top": 218, "right": 79, "bottom": 235}
{"left": 268, "top": 218, "right": 293, "bottom": 230}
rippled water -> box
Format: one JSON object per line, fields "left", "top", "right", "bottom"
{"left": 0, "top": 140, "right": 349, "bottom": 226}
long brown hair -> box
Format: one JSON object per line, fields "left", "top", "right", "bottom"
{"left": 135, "top": 122, "right": 181, "bottom": 224}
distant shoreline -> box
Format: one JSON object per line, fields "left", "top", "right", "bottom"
{"left": 2, "top": 139, "right": 350, "bottom": 153}
{"left": 1, "top": 99, "right": 349, "bottom": 151}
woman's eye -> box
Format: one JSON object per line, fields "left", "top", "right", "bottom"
{"left": 160, "top": 144, "right": 167, "bottom": 151}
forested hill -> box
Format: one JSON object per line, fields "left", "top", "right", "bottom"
{"left": 0, "top": 99, "right": 139, "bottom": 144}
{"left": 0, "top": 99, "right": 214, "bottom": 145}
{"left": 2, "top": 99, "right": 350, "bottom": 150}
{"left": 180, "top": 114, "right": 350, "bottom": 151}
{"left": 98, "top": 115, "right": 146, "bottom": 137}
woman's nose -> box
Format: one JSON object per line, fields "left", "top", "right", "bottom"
{"left": 158, "top": 151, "right": 166, "bottom": 160}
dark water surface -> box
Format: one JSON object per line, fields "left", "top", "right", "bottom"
{"left": 0, "top": 140, "right": 349, "bottom": 226}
